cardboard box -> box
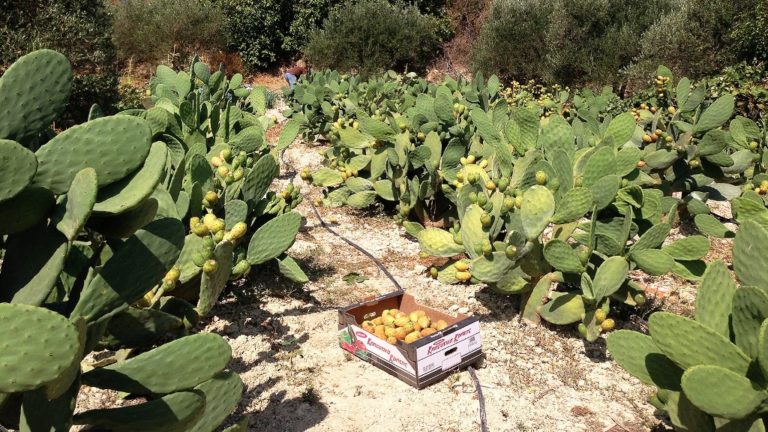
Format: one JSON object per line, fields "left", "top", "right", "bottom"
{"left": 338, "top": 291, "right": 484, "bottom": 389}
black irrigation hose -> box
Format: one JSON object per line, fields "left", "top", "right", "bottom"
{"left": 282, "top": 140, "right": 487, "bottom": 432}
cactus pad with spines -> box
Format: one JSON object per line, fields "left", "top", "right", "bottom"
{"left": 543, "top": 239, "right": 584, "bottom": 273}
{"left": 93, "top": 141, "right": 168, "bottom": 214}
{"left": 73, "top": 391, "right": 205, "bottom": 432}
{"left": 520, "top": 186, "right": 555, "bottom": 240}
{"left": 731, "top": 287, "right": 768, "bottom": 359}
{"left": 649, "top": 312, "right": 750, "bottom": 374}
{"left": 694, "top": 260, "right": 734, "bottom": 337}
{"left": 681, "top": 365, "right": 766, "bottom": 419}
{"left": 661, "top": 236, "right": 710, "bottom": 261}
{"left": 0, "top": 186, "right": 55, "bottom": 235}
{"left": 551, "top": 187, "right": 592, "bottom": 224}
{"left": 72, "top": 218, "right": 184, "bottom": 322}
{"left": 81, "top": 333, "right": 231, "bottom": 395}
{"left": 53, "top": 167, "right": 98, "bottom": 241}
{"left": 734, "top": 221, "right": 768, "bottom": 290}
{"left": 246, "top": 212, "right": 302, "bottom": 265}
{"left": 606, "top": 331, "right": 683, "bottom": 390}
{"left": 0, "top": 226, "right": 68, "bottom": 305}
{"left": 0, "top": 304, "right": 80, "bottom": 393}
{"left": 0, "top": 49, "right": 72, "bottom": 142}
{"left": 0, "top": 139, "right": 37, "bottom": 202}
{"left": 33, "top": 116, "right": 152, "bottom": 194}
{"left": 197, "top": 241, "right": 234, "bottom": 316}
{"left": 189, "top": 371, "right": 244, "bottom": 432}
{"left": 538, "top": 292, "right": 584, "bottom": 325}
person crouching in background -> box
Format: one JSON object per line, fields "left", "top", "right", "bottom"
{"left": 284, "top": 60, "right": 307, "bottom": 89}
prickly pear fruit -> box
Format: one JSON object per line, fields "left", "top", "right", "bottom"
{"left": 421, "top": 327, "right": 436, "bottom": 337}
{"left": 230, "top": 222, "right": 247, "bottom": 240}
{"left": 211, "top": 156, "right": 223, "bottom": 167}
{"left": 217, "top": 166, "right": 230, "bottom": 177}
{"left": 535, "top": 171, "right": 547, "bottom": 185}
{"left": 417, "top": 316, "right": 431, "bottom": 329}
{"left": 203, "top": 259, "right": 218, "bottom": 274}
{"left": 482, "top": 240, "right": 492, "bottom": 255}
{"left": 578, "top": 323, "right": 587, "bottom": 338}
{"left": 600, "top": 318, "right": 615, "bottom": 332}
{"left": 480, "top": 212, "right": 492, "bottom": 227}
{"left": 404, "top": 331, "right": 420, "bottom": 344}
{"left": 595, "top": 309, "right": 606, "bottom": 324}
{"left": 387, "top": 336, "right": 397, "bottom": 345}
{"left": 164, "top": 266, "right": 181, "bottom": 284}
{"left": 394, "top": 317, "right": 410, "bottom": 327}
{"left": 192, "top": 222, "right": 210, "bottom": 237}
{"left": 204, "top": 191, "right": 219, "bottom": 204}
{"left": 454, "top": 261, "right": 470, "bottom": 271}
{"left": 433, "top": 319, "right": 448, "bottom": 330}
{"left": 456, "top": 271, "right": 472, "bottom": 282}
{"left": 429, "top": 267, "right": 438, "bottom": 278}
{"left": 220, "top": 148, "right": 232, "bottom": 162}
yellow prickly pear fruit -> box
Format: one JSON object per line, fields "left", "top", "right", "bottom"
{"left": 211, "top": 156, "right": 223, "bottom": 167}
{"left": 189, "top": 216, "right": 200, "bottom": 231}
{"left": 374, "top": 325, "right": 385, "bottom": 334}
{"left": 372, "top": 317, "right": 383, "bottom": 326}
{"left": 382, "top": 309, "right": 391, "bottom": 318}
{"left": 514, "top": 196, "right": 523, "bottom": 208}
{"left": 394, "top": 327, "right": 407, "bottom": 340}
{"left": 402, "top": 321, "right": 415, "bottom": 333}
{"left": 385, "top": 327, "right": 397, "bottom": 338}
{"left": 163, "top": 266, "right": 181, "bottom": 284}
{"left": 415, "top": 310, "right": 426, "bottom": 317}
{"left": 456, "top": 271, "right": 472, "bottom": 282}
{"left": 429, "top": 267, "right": 438, "bottom": 278}
{"left": 479, "top": 159, "right": 488, "bottom": 168}
{"left": 600, "top": 318, "right": 616, "bottom": 332}
{"left": 209, "top": 218, "right": 225, "bottom": 234}
{"left": 594, "top": 309, "right": 607, "bottom": 324}
{"left": 417, "top": 316, "right": 431, "bottom": 329}
{"left": 466, "top": 155, "right": 476, "bottom": 164}
{"left": 404, "top": 331, "right": 421, "bottom": 344}
{"left": 387, "top": 336, "right": 398, "bottom": 345}
{"left": 433, "top": 319, "right": 449, "bottom": 331}
{"left": 394, "top": 317, "right": 410, "bottom": 327}
{"left": 202, "top": 259, "right": 218, "bottom": 274}
{"left": 362, "top": 320, "right": 375, "bottom": 332}
{"left": 420, "top": 327, "right": 437, "bottom": 337}
{"left": 191, "top": 221, "right": 209, "bottom": 237}
{"left": 230, "top": 222, "right": 247, "bottom": 240}
{"left": 204, "top": 191, "right": 219, "bottom": 204}
{"left": 413, "top": 322, "right": 423, "bottom": 332}
{"left": 535, "top": 170, "right": 547, "bottom": 185}
{"left": 454, "top": 261, "right": 470, "bottom": 271}
{"left": 395, "top": 311, "right": 407, "bottom": 319}
{"left": 383, "top": 315, "right": 396, "bottom": 326}
{"left": 220, "top": 148, "right": 232, "bottom": 162}
{"left": 217, "top": 166, "right": 230, "bottom": 177}
{"left": 667, "top": 106, "right": 676, "bottom": 114}
{"left": 203, "top": 213, "right": 217, "bottom": 228}
{"left": 233, "top": 167, "right": 244, "bottom": 181}
{"left": 409, "top": 312, "right": 420, "bottom": 323}
{"left": 375, "top": 328, "right": 387, "bottom": 340}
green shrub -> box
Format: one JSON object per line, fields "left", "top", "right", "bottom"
{"left": 732, "top": 0, "right": 768, "bottom": 63}
{"left": 219, "top": 0, "right": 293, "bottom": 70}
{"left": 111, "top": 0, "right": 226, "bottom": 65}
{"left": 304, "top": 0, "right": 443, "bottom": 77}
{"left": 472, "top": 0, "right": 672, "bottom": 85}
{"left": 0, "top": 0, "right": 118, "bottom": 125}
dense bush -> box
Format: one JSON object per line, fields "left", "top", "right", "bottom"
{"left": 218, "top": 0, "right": 293, "bottom": 70}
{"left": 0, "top": 0, "right": 118, "bottom": 125}
{"left": 111, "top": 0, "right": 226, "bottom": 65}
{"left": 472, "top": 0, "right": 671, "bottom": 85}
{"left": 304, "top": 0, "right": 443, "bottom": 76}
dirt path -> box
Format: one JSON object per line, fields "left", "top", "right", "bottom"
{"left": 201, "top": 122, "right": 673, "bottom": 432}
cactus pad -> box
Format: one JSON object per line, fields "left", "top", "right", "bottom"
{"left": 197, "top": 241, "right": 234, "bottom": 316}
{"left": 0, "top": 49, "right": 72, "bottom": 142}
{"left": 0, "top": 186, "right": 55, "bottom": 235}
{"left": 630, "top": 249, "right": 674, "bottom": 275}
{"left": 734, "top": 221, "right": 768, "bottom": 290}
{"left": 551, "top": 187, "right": 592, "bottom": 224}
{"left": 520, "top": 186, "right": 555, "bottom": 240}
{"left": 606, "top": 331, "right": 683, "bottom": 390}
{"left": 0, "top": 225, "right": 68, "bottom": 305}
{"left": 592, "top": 256, "right": 628, "bottom": 301}
{"left": 649, "top": 312, "right": 750, "bottom": 374}
{"left": 731, "top": 287, "right": 768, "bottom": 359}
{"left": 73, "top": 391, "right": 205, "bottom": 432}
{"left": 33, "top": 116, "right": 152, "bottom": 194}
{"left": 543, "top": 239, "right": 584, "bottom": 273}
{"left": 72, "top": 218, "right": 184, "bottom": 322}
{"left": 694, "top": 260, "right": 734, "bottom": 337}
{"left": 0, "top": 139, "right": 37, "bottom": 202}
{"left": 538, "top": 292, "right": 584, "bottom": 325}
{"left": 278, "top": 256, "right": 309, "bottom": 283}
{"left": 225, "top": 200, "right": 248, "bottom": 229}
{"left": 0, "top": 304, "right": 80, "bottom": 393}
{"left": 82, "top": 333, "right": 231, "bottom": 395}
{"left": 662, "top": 235, "right": 710, "bottom": 261}
{"left": 189, "top": 371, "right": 244, "bottom": 432}
{"left": 93, "top": 141, "right": 168, "bottom": 214}
{"left": 53, "top": 167, "right": 98, "bottom": 241}
{"left": 247, "top": 212, "right": 301, "bottom": 265}
{"left": 681, "top": 365, "right": 765, "bottom": 419}
{"left": 242, "top": 155, "right": 279, "bottom": 205}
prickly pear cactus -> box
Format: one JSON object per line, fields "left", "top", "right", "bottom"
{"left": 0, "top": 50, "right": 245, "bottom": 431}
{"left": 608, "top": 220, "right": 768, "bottom": 430}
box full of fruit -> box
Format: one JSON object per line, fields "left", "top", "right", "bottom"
{"left": 338, "top": 291, "right": 483, "bottom": 389}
